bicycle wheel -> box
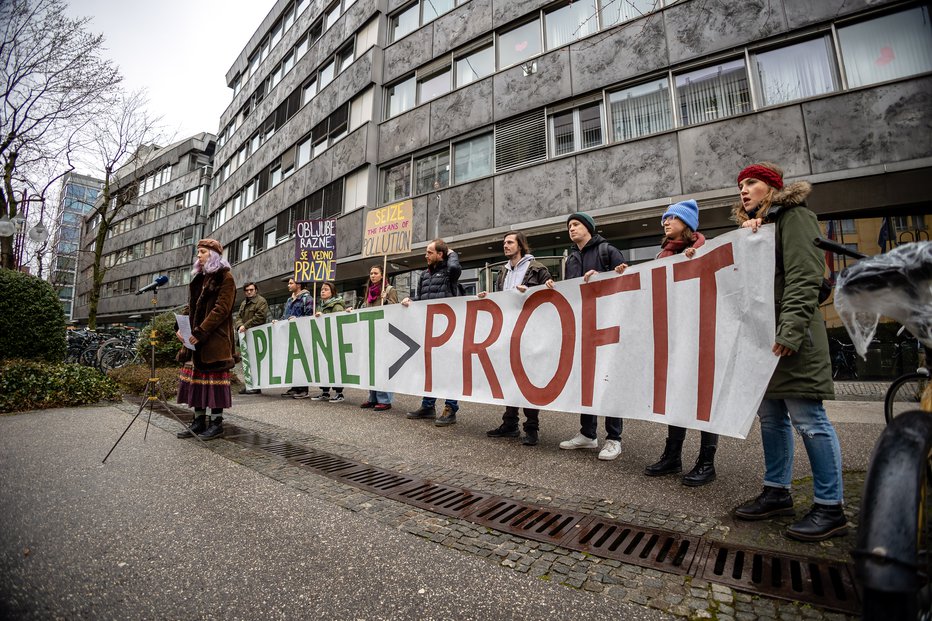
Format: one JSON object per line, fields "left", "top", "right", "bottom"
{"left": 100, "top": 347, "right": 134, "bottom": 373}
{"left": 885, "top": 372, "right": 931, "bottom": 424}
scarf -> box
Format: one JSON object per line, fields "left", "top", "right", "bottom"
{"left": 366, "top": 280, "right": 383, "bottom": 305}
{"left": 657, "top": 238, "right": 690, "bottom": 259}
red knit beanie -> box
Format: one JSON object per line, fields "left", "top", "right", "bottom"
{"left": 737, "top": 165, "right": 784, "bottom": 190}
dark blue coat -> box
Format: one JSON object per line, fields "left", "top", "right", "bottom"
{"left": 414, "top": 251, "right": 462, "bottom": 301}
{"left": 564, "top": 234, "right": 626, "bottom": 279}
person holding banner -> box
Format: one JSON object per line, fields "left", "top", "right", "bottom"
{"left": 357, "top": 264, "right": 398, "bottom": 411}
{"left": 302, "top": 282, "right": 347, "bottom": 402}
{"left": 174, "top": 239, "right": 238, "bottom": 441}
{"left": 480, "top": 232, "right": 552, "bottom": 446}
{"left": 402, "top": 239, "right": 463, "bottom": 426}
{"left": 641, "top": 200, "right": 720, "bottom": 486}
{"left": 236, "top": 282, "right": 268, "bottom": 395}
{"left": 729, "top": 162, "right": 846, "bottom": 542}
{"left": 280, "top": 278, "right": 314, "bottom": 398}
{"left": 547, "top": 213, "right": 628, "bottom": 461}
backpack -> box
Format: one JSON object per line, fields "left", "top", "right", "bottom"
{"left": 447, "top": 278, "right": 467, "bottom": 297}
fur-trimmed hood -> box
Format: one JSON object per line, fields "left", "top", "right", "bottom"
{"left": 732, "top": 181, "right": 812, "bottom": 224}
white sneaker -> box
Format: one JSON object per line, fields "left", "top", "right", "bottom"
{"left": 559, "top": 433, "right": 598, "bottom": 450}
{"left": 598, "top": 439, "right": 622, "bottom": 461}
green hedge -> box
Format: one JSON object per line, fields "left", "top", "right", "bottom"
{"left": 136, "top": 310, "right": 185, "bottom": 367}
{"left": 0, "top": 359, "right": 122, "bottom": 413}
{"left": 0, "top": 269, "right": 66, "bottom": 362}
{"left": 109, "top": 364, "right": 241, "bottom": 398}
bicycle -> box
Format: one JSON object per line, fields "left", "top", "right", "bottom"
{"left": 830, "top": 336, "right": 860, "bottom": 380}
{"left": 884, "top": 336, "right": 930, "bottom": 424}
{"left": 815, "top": 237, "right": 932, "bottom": 620}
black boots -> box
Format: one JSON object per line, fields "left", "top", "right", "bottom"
{"left": 406, "top": 406, "right": 436, "bottom": 420}
{"left": 522, "top": 429, "right": 539, "bottom": 446}
{"left": 682, "top": 446, "right": 717, "bottom": 487}
{"left": 176, "top": 414, "right": 207, "bottom": 438}
{"left": 644, "top": 439, "right": 683, "bottom": 476}
{"left": 198, "top": 417, "right": 224, "bottom": 441}
{"left": 487, "top": 424, "right": 520, "bottom": 438}
{"left": 785, "top": 504, "right": 848, "bottom": 541}
{"left": 733, "top": 486, "right": 795, "bottom": 520}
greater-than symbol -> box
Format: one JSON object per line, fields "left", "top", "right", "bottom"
{"left": 388, "top": 323, "right": 420, "bottom": 379}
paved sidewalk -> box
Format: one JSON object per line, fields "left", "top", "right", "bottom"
{"left": 1, "top": 389, "right": 886, "bottom": 619}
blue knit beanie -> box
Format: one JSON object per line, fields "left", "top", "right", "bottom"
{"left": 661, "top": 200, "right": 699, "bottom": 231}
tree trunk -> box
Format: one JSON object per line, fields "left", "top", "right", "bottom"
{"left": 2, "top": 152, "right": 19, "bottom": 269}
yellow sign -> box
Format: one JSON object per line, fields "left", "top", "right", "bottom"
{"left": 362, "top": 200, "right": 412, "bottom": 257}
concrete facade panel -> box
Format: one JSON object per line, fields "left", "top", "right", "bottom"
{"left": 427, "top": 178, "right": 494, "bottom": 238}
{"left": 411, "top": 195, "right": 429, "bottom": 243}
{"left": 432, "top": 0, "right": 493, "bottom": 57}
{"left": 493, "top": 49, "right": 572, "bottom": 121}
{"left": 428, "top": 78, "right": 494, "bottom": 143}
{"left": 782, "top": 0, "right": 893, "bottom": 29}
{"left": 383, "top": 25, "right": 434, "bottom": 84}
{"left": 378, "top": 105, "right": 432, "bottom": 161}
{"left": 493, "top": 158, "right": 577, "bottom": 226}
{"left": 569, "top": 16, "right": 667, "bottom": 96}
{"left": 664, "top": 0, "right": 787, "bottom": 65}
{"left": 804, "top": 77, "right": 932, "bottom": 174}
{"left": 331, "top": 125, "right": 371, "bottom": 179}
{"left": 575, "top": 133, "right": 682, "bottom": 211}
{"left": 336, "top": 206, "right": 364, "bottom": 258}
{"left": 491, "top": 0, "right": 548, "bottom": 29}
{"left": 677, "top": 107, "right": 810, "bottom": 194}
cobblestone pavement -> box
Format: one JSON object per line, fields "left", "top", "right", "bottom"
{"left": 122, "top": 397, "right": 866, "bottom": 621}
{"left": 832, "top": 381, "right": 890, "bottom": 402}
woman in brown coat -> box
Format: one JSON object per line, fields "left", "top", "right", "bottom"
{"left": 175, "top": 239, "right": 237, "bottom": 440}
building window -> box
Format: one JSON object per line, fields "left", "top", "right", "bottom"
{"left": 417, "top": 67, "right": 451, "bottom": 103}
{"left": 350, "top": 87, "right": 374, "bottom": 130}
{"left": 386, "top": 76, "right": 416, "bottom": 118}
{"left": 453, "top": 133, "right": 493, "bottom": 183}
{"left": 322, "top": 180, "right": 344, "bottom": 219}
{"left": 297, "top": 136, "right": 312, "bottom": 167}
{"left": 302, "top": 77, "right": 317, "bottom": 105}
{"left": 344, "top": 168, "right": 369, "bottom": 213}
{"left": 498, "top": 18, "right": 542, "bottom": 68}
{"left": 382, "top": 160, "right": 412, "bottom": 203}
{"left": 675, "top": 59, "right": 750, "bottom": 127}
{"left": 752, "top": 36, "right": 838, "bottom": 107}
{"left": 356, "top": 18, "right": 379, "bottom": 56}
{"left": 391, "top": 3, "right": 419, "bottom": 42}
{"left": 545, "top": 1, "right": 597, "bottom": 50}
{"left": 422, "top": 0, "right": 454, "bottom": 22}
{"left": 549, "top": 102, "right": 603, "bottom": 156}
{"left": 838, "top": 6, "right": 932, "bottom": 88}
{"left": 455, "top": 44, "right": 494, "bottom": 87}
{"left": 495, "top": 110, "right": 547, "bottom": 172}
{"left": 609, "top": 77, "right": 672, "bottom": 142}
{"left": 325, "top": 2, "right": 340, "bottom": 30}
{"left": 415, "top": 151, "right": 450, "bottom": 194}
{"left": 337, "top": 44, "right": 354, "bottom": 73}
{"left": 319, "top": 60, "right": 336, "bottom": 89}
{"left": 600, "top": 0, "right": 655, "bottom": 29}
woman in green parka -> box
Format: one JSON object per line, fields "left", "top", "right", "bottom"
{"left": 730, "top": 162, "right": 846, "bottom": 543}
{"left": 302, "top": 281, "right": 346, "bottom": 402}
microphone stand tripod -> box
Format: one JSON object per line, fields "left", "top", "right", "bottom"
{"left": 102, "top": 285, "right": 207, "bottom": 463}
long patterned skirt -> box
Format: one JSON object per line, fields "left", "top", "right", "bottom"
{"left": 177, "top": 365, "right": 232, "bottom": 410}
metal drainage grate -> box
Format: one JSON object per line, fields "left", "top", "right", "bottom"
{"left": 698, "top": 543, "right": 860, "bottom": 614}
{"left": 143, "top": 401, "right": 861, "bottom": 614}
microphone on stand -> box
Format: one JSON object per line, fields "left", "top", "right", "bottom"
{"left": 135, "top": 275, "right": 169, "bottom": 295}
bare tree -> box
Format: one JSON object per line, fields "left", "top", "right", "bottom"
{"left": 0, "top": 0, "right": 121, "bottom": 269}
{"left": 81, "top": 90, "right": 162, "bottom": 330}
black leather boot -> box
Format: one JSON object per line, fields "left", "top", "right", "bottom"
{"left": 644, "top": 438, "right": 683, "bottom": 476}
{"left": 176, "top": 414, "right": 207, "bottom": 438}
{"left": 406, "top": 406, "right": 436, "bottom": 420}
{"left": 487, "top": 424, "right": 520, "bottom": 438}
{"left": 733, "top": 486, "right": 794, "bottom": 520}
{"left": 522, "top": 429, "right": 539, "bottom": 446}
{"left": 682, "top": 446, "right": 717, "bottom": 487}
{"left": 198, "top": 417, "right": 224, "bottom": 441}
{"left": 785, "top": 503, "right": 848, "bottom": 541}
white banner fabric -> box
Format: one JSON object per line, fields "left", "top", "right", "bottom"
{"left": 244, "top": 227, "right": 778, "bottom": 438}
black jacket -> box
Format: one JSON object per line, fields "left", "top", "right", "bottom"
{"left": 415, "top": 251, "right": 462, "bottom": 301}
{"left": 564, "top": 234, "right": 626, "bottom": 279}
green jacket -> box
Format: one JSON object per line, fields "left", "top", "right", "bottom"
{"left": 318, "top": 295, "right": 346, "bottom": 314}
{"left": 234, "top": 294, "right": 269, "bottom": 331}
{"left": 761, "top": 181, "right": 834, "bottom": 400}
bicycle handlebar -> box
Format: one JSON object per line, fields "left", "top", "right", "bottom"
{"left": 813, "top": 237, "right": 868, "bottom": 260}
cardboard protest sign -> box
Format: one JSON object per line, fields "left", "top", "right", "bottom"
{"left": 246, "top": 227, "right": 778, "bottom": 438}
{"left": 362, "top": 200, "right": 412, "bottom": 257}
{"left": 294, "top": 219, "right": 336, "bottom": 282}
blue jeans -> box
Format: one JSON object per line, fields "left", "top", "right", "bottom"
{"left": 422, "top": 397, "right": 458, "bottom": 413}
{"left": 758, "top": 398, "right": 843, "bottom": 504}
{"left": 368, "top": 390, "right": 393, "bottom": 405}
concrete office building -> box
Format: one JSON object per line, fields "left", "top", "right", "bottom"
{"left": 209, "top": 0, "right": 931, "bottom": 310}
{"left": 49, "top": 172, "right": 103, "bottom": 321}
{"left": 72, "top": 133, "right": 216, "bottom": 326}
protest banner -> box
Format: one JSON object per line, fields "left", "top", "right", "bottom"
{"left": 362, "top": 200, "right": 412, "bottom": 258}
{"left": 294, "top": 219, "right": 336, "bottom": 282}
{"left": 244, "top": 227, "right": 778, "bottom": 438}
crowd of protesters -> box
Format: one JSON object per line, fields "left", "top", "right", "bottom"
{"left": 174, "top": 162, "right": 845, "bottom": 542}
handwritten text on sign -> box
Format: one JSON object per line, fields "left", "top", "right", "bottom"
{"left": 362, "top": 200, "right": 412, "bottom": 257}
{"left": 294, "top": 219, "right": 336, "bottom": 282}
{"left": 246, "top": 228, "right": 778, "bottom": 438}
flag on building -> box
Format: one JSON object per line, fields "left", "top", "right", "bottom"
{"left": 878, "top": 216, "right": 892, "bottom": 253}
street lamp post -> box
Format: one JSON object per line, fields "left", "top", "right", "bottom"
{"left": 0, "top": 190, "right": 50, "bottom": 272}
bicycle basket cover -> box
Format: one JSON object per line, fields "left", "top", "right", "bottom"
{"left": 834, "top": 241, "right": 932, "bottom": 357}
